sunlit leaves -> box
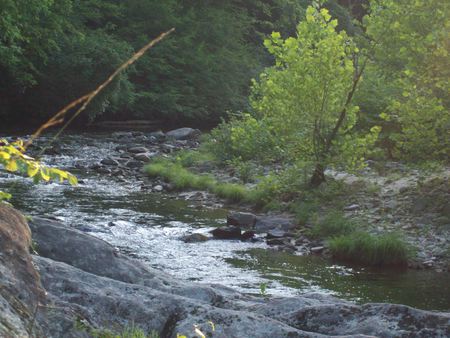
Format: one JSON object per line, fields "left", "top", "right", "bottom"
{"left": 0, "top": 139, "right": 78, "bottom": 190}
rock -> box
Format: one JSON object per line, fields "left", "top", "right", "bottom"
{"left": 112, "top": 132, "right": 133, "bottom": 139}
{"left": 344, "top": 204, "right": 360, "bottom": 211}
{"left": 227, "top": 211, "right": 257, "bottom": 228}
{"left": 153, "top": 185, "right": 164, "bottom": 192}
{"left": 266, "top": 229, "right": 289, "bottom": 239}
{"left": 211, "top": 226, "right": 242, "bottom": 240}
{"left": 311, "top": 246, "right": 325, "bottom": 254}
{"left": 423, "top": 260, "right": 435, "bottom": 268}
{"left": 182, "top": 233, "right": 209, "bottom": 243}
{"left": 241, "top": 231, "right": 256, "bottom": 241}
{"left": 254, "top": 215, "right": 296, "bottom": 233}
{"left": 126, "top": 160, "right": 143, "bottom": 169}
{"left": 96, "top": 166, "right": 112, "bottom": 174}
{"left": 134, "top": 152, "right": 155, "bottom": 162}
{"left": 149, "top": 130, "right": 166, "bottom": 141}
{"left": 0, "top": 204, "right": 46, "bottom": 337}
{"left": 128, "top": 146, "right": 149, "bottom": 154}
{"left": 166, "top": 127, "right": 201, "bottom": 140}
{"left": 267, "top": 238, "right": 288, "bottom": 246}
{"left": 100, "top": 157, "right": 120, "bottom": 166}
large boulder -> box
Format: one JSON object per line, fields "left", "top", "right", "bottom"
{"left": 0, "top": 204, "right": 46, "bottom": 337}
{"left": 227, "top": 211, "right": 257, "bottom": 228}
{"left": 166, "top": 128, "right": 201, "bottom": 140}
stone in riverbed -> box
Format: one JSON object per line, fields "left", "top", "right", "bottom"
{"left": 128, "top": 146, "right": 149, "bottom": 154}
{"left": 211, "top": 226, "right": 242, "bottom": 240}
{"left": 227, "top": 211, "right": 257, "bottom": 228}
{"left": 182, "top": 233, "right": 209, "bottom": 243}
{"left": 311, "top": 246, "right": 325, "bottom": 254}
{"left": 134, "top": 152, "right": 155, "bottom": 162}
{"left": 166, "top": 127, "right": 201, "bottom": 140}
{"left": 100, "top": 157, "right": 120, "bottom": 166}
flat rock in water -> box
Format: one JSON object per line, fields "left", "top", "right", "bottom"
{"left": 166, "top": 127, "right": 201, "bottom": 140}
{"left": 100, "top": 157, "right": 119, "bottom": 166}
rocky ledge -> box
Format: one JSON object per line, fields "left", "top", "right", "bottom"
{"left": 1, "top": 203, "right": 449, "bottom": 337}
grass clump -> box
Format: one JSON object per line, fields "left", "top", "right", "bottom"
{"left": 309, "top": 211, "right": 357, "bottom": 238}
{"left": 145, "top": 159, "right": 257, "bottom": 204}
{"left": 328, "top": 231, "right": 411, "bottom": 266}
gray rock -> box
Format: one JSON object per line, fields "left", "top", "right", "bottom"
{"left": 166, "top": 127, "right": 201, "bottom": 140}
{"left": 100, "top": 157, "right": 120, "bottom": 166}
{"left": 153, "top": 185, "right": 164, "bottom": 192}
{"left": 126, "top": 160, "right": 143, "bottom": 169}
{"left": 128, "top": 146, "right": 149, "bottom": 154}
{"left": 254, "top": 215, "right": 296, "bottom": 233}
{"left": 149, "top": 130, "right": 166, "bottom": 141}
{"left": 227, "top": 211, "right": 257, "bottom": 228}
{"left": 134, "top": 152, "right": 154, "bottom": 162}
{"left": 181, "top": 233, "right": 210, "bottom": 243}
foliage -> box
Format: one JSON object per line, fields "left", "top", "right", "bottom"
{"left": 365, "top": 0, "right": 450, "bottom": 162}
{"left": 249, "top": 4, "right": 380, "bottom": 184}
{"left": 0, "top": 0, "right": 308, "bottom": 124}
{"left": 0, "top": 139, "right": 77, "bottom": 200}
{"left": 328, "top": 231, "right": 411, "bottom": 266}
{"left": 205, "top": 114, "right": 283, "bottom": 163}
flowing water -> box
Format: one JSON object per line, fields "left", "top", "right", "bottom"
{"left": 1, "top": 131, "right": 449, "bottom": 311}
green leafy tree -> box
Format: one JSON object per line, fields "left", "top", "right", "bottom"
{"left": 251, "top": 4, "right": 379, "bottom": 186}
{"left": 365, "top": 0, "right": 450, "bottom": 161}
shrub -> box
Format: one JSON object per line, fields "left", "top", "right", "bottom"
{"left": 328, "top": 231, "right": 411, "bottom": 266}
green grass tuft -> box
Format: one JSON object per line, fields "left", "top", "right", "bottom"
{"left": 328, "top": 231, "right": 411, "bottom": 266}
{"left": 310, "top": 211, "right": 357, "bottom": 238}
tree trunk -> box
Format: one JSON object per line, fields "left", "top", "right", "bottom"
{"left": 309, "top": 163, "right": 325, "bottom": 187}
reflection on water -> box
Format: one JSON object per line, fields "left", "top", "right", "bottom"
{"left": 1, "top": 132, "right": 449, "bottom": 311}
{"left": 227, "top": 249, "right": 450, "bottom": 310}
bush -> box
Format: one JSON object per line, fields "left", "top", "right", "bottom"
{"left": 328, "top": 231, "right": 411, "bottom": 266}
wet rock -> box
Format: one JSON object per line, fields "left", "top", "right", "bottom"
{"left": 161, "top": 144, "right": 177, "bottom": 153}
{"left": 112, "top": 132, "right": 133, "bottom": 139}
{"left": 128, "top": 146, "right": 149, "bottom": 154}
{"left": 100, "top": 157, "right": 120, "bottom": 166}
{"left": 241, "top": 230, "right": 256, "bottom": 241}
{"left": 166, "top": 127, "right": 201, "bottom": 140}
{"left": 423, "top": 260, "right": 435, "bottom": 268}
{"left": 211, "top": 226, "right": 242, "bottom": 240}
{"left": 227, "top": 211, "right": 257, "bottom": 228}
{"left": 182, "top": 233, "right": 209, "bottom": 243}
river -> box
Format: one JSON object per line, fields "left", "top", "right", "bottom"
{"left": 1, "top": 131, "right": 449, "bottom": 311}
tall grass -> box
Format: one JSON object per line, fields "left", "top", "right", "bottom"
{"left": 309, "top": 211, "right": 357, "bottom": 238}
{"left": 328, "top": 231, "right": 411, "bottom": 266}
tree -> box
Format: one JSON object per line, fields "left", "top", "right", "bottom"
{"left": 364, "top": 0, "right": 450, "bottom": 161}
{"left": 251, "top": 4, "right": 379, "bottom": 186}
